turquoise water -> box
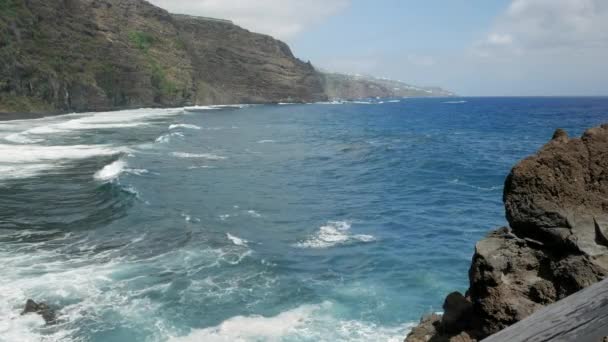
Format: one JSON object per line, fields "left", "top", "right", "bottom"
{"left": 0, "top": 97, "right": 606, "bottom": 341}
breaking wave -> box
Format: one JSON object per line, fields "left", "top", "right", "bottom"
{"left": 171, "top": 152, "right": 226, "bottom": 160}
{"left": 294, "top": 221, "right": 376, "bottom": 249}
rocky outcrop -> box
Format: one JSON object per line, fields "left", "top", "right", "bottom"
{"left": 405, "top": 124, "right": 608, "bottom": 342}
{"left": 21, "top": 299, "right": 57, "bottom": 324}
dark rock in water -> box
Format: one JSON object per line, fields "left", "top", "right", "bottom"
{"left": 405, "top": 124, "right": 608, "bottom": 342}
{"left": 21, "top": 299, "right": 57, "bottom": 324}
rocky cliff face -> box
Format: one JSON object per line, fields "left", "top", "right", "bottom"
{"left": 0, "top": 0, "right": 326, "bottom": 113}
{"left": 405, "top": 124, "right": 608, "bottom": 342}
{"left": 0, "top": 0, "right": 452, "bottom": 114}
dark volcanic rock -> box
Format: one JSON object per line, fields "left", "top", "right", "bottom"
{"left": 21, "top": 299, "right": 57, "bottom": 324}
{"left": 440, "top": 292, "right": 472, "bottom": 334}
{"left": 504, "top": 124, "right": 608, "bottom": 266}
{"left": 406, "top": 125, "right": 608, "bottom": 342}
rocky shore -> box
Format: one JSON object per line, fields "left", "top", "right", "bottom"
{"left": 405, "top": 124, "right": 608, "bottom": 341}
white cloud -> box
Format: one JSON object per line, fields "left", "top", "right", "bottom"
{"left": 477, "top": 0, "right": 608, "bottom": 56}
{"left": 487, "top": 33, "right": 513, "bottom": 46}
{"left": 146, "top": 0, "right": 350, "bottom": 39}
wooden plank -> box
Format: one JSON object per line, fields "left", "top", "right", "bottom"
{"left": 482, "top": 278, "right": 608, "bottom": 342}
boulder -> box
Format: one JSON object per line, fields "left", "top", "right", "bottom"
{"left": 504, "top": 124, "right": 608, "bottom": 266}
{"left": 21, "top": 299, "right": 57, "bottom": 324}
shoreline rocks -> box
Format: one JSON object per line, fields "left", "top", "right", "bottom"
{"left": 405, "top": 124, "right": 608, "bottom": 342}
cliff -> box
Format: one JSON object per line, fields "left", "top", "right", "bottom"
{"left": 0, "top": 0, "right": 326, "bottom": 113}
{"left": 321, "top": 72, "right": 454, "bottom": 100}
{"left": 0, "top": 0, "right": 454, "bottom": 114}
{"left": 405, "top": 124, "right": 608, "bottom": 342}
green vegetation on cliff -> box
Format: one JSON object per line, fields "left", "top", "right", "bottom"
{"left": 0, "top": 0, "right": 325, "bottom": 113}
{"left": 0, "top": 0, "right": 452, "bottom": 114}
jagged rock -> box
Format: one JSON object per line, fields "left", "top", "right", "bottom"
{"left": 404, "top": 313, "right": 475, "bottom": 342}
{"left": 404, "top": 313, "right": 442, "bottom": 342}
{"left": 440, "top": 292, "right": 472, "bottom": 334}
{"left": 406, "top": 125, "right": 608, "bottom": 341}
{"left": 504, "top": 124, "right": 608, "bottom": 266}
{"left": 21, "top": 299, "right": 57, "bottom": 324}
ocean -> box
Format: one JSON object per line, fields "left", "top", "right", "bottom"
{"left": 0, "top": 97, "right": 606, "bottom": 341}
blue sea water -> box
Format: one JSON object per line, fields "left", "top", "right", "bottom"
{"left": 0, "top": 97, "right": 606, "bottom": 341}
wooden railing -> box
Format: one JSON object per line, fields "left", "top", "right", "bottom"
{"left": 482, "top": 278, "right": 608, "bottom": 342}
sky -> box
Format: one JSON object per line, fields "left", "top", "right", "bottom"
{"left": 147, "top": 0, "right": 608, "bottom": 96}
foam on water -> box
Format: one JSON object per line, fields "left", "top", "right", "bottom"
{"left": 294, "top": 221, "right": 376, "bottom": 249}
{"left": 257, "top": 140, "right": 276, "bottom": 144}
{"left": 0, "top": 144, "right": 128, "bottom": 163}
{"left": 169, "top": 124, "right": 202, "bottom": 130}
{"left": 156, "top": 132, "right": 184, "bottom": 144}
{"left": 94, "top": 159, "right": 128, "bottom": 182}
{"left": 3, "top": 132, "right": 44, "bottom": 144}
{"left": 245, "top": 210, "right": 262, "bottom": 218}
{"left": 0, "top": 163, "right": 59, "bottom": 181}
{"left": 168, "top": 302, "right": 413, "bottom": 342}
{"left": 171, "top": 152, "right": 227, "bottom": 160}
{"left": 10, "top": 108, "right": 183, "bottom": 140}
{"left": 226, "top": 233, "right": 248, "bottom": 247}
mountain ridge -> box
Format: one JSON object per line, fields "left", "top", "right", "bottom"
{"left": 0, "top": 0, "right": 453, "bottom": 114}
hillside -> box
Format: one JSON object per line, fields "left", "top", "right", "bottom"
{"left": 0, "top": 0, "right": 453, "bottom": 114}
{"left": 321, "top": 72, "right": 454, "bottom": 100}
{"left": 0, "top": 0, "right": 325, "bottom": 113}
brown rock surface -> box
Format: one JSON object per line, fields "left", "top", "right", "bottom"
{"left": 406, "top": 125, "right": 608, "bottom": 341}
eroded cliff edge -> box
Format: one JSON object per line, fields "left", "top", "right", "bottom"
{"left": 0, "top": 0, "right": 325, "bottom": 113}
{"left": 0, "top": 0, "right": 453, "bottom": 114}
{"left": 405, "top": 124, "right": 608, "bottom": 342}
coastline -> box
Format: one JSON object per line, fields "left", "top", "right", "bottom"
{"left": 405, "top": 124, "right": 608, "bottom": 341}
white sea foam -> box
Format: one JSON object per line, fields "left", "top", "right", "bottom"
{"left": 169, "top": 124, "right": 201, "bottom": 130}
{"left": 313, "top": 100, "right": 344, "bottom": 105}
{"left": 0, "top": 144, "right": 128, "bottom": 163}
{"left": 156, "top": 132, "right": 184, "bottom": 144}
{"left": 168, "top": 301, "right": 413, "bottom": 342}
{"left": 0, "top": 164, "right": 59, "bottom": 181}
{"left": 3, "top": 132, "right": 44, "bottom": 144}
{"left": 443, "top": 100, "right": 467, "bottom": 104}
{"left": 187, "top": 165, "right": 215, "bottom": 169}
{"left": 245, "top": 210, "right": 262, "bottom": 218}
{"left": 171, "top": 152, "right": 226, "bottom": 160}
{"left": 295, "top": 221, "right": 376, "bottom": 249}
{"left": 257, "top": 140, "right": 276, "bottom": 144}
{"left": 184, "top": 104, "right": 250, "bottom": 112}
{"left": 94, "top": 159, "right": 127, "bottom": 182}
{"left": 388, "top": 100, "right": 401, "bottom": 103}
{"left": 226, "top": 233, "right": 248, "bottom": 246}
{"left": 16, "top": 108, "right": 184, "bottom": 138}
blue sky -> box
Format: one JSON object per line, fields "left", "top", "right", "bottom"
{"left": 150, "top": 0, "right": 608, "bottom": 96}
